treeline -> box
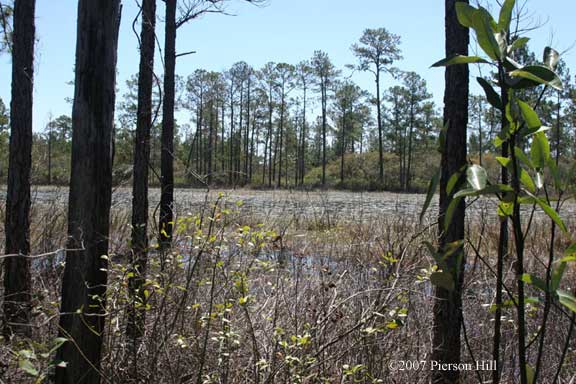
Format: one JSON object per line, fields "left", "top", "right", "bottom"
{"left": 2, "top": 47, "right": 575, "bottom": 192}
{"left": 1, "top": 28, "right": 447, "bottom": 191}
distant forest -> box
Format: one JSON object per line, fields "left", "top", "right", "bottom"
{"left": 1, "top": 25, "right": 573, "bottom": 192}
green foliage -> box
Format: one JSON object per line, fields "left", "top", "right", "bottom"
{"left": 431, "top": 2, "right": 575, "bottom": 381}
{"left": 12, "top": 337, "right": 68, "bottom": 383}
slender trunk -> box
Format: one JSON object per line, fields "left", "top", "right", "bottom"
{"left": 128, "top": 0, "right": 156, "bottom": 345}
{"left": 236, "top": 82, "right": 243, "bottom": 184}
{"left": 277, "top": 89, "right": 285, "bottom": 188}
{"left": 300, "top": 82, "right": 307, "bottom": 185}
{"left": 492, "top": 92, "right": 508, "bottom": 384}
{"left": 56, "top": 2, "right": 120, "bottom": 382}
{"left": 478, "top": 99, "right": 483, "bottom": 166}
{"left": 556, "top": 91, "right": 561, "bottom": 159}
{"left": 47, "top": 127, "right": 52, "bottom": 184}
{"left": 244, "top": 76, "right": 251, "bottom": 184}
{"left": 431, "top": 1, "right": 468, "bottom": 383}
{"left": 262, "top": 121, "right": 268, "bottom": 185}
{"left": 340, "top": 112, "right": 345, "bottom": 184}
{"left": 3, "top": 0, "right": 36, "bottom": 338}
{"left": 159, "top": 0, "right": 176, "bottom": 247}
{"left": 229, "top": 90, "right": 234, "bottom": 185}
{"left": 207, "top": 101, "right": 214, "bottom": 184}
{"left": 221, "top": 101, "right": 225, "bottom": 172}
{"left": 406, "top": 101, "right": 415, "bottom": 191}
{"left": 321, "top": 82, "right": 327, "bottom": 186}
{"left": 249, "top": 115, "right": 256, "bottom": 183}
{"left": 376, "top": 70, "right": 383, "bottom": 185}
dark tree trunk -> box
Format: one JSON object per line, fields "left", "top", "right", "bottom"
{"left": 47, "top": 124, "right": 52, "bottom": 185}
{"left": 277, "top": 91, "right": 285, "bottom": 188}
{"left": 221, "top": 101, "right": 225, "bottom": 172}
{"left": 237, "top": 83, "right": 243, "bottom": 185}
{"left": 3, "top": 0, "right": 35, "bottom": 338}
{"left": 340, "top": 113, "right": 345, "bottom": 184}
{"left": 300, "top": 85, "right": 307, "bottom": 185}
{"left": 376, "top": 71, "right": 384, "bottom": 185}
{"left": 229, "top": 91, "right": 235, "bottom": 185}
{"left": 207, "top": 101, "right": 214, "bottom": 184}
{"left": 244, "top": 76, "right": 251, "bottom": 184}
{"left": 431, "top": 1, "right": 469, "bottom": 383}
{"left": 249, "top": 115, "right": 256, "bottom": 183}
{"left": 321, "top": 82, "right": 327, "bottom": 186}
{"left": 159, "top": 0, "right": 176, "bottom": 247}
{"left": 406, "top": 101, "right": 415, "bottom": 191}
{"left": 55, "top": 1, "right": 120, "bottom": 383}
{"left": 267, "top": 89, "right": 273, "bottom": 187}
{"left": 128, "top": 0, "right": 156, "bottom": 344}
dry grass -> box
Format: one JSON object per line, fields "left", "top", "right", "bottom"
{"left": 0, "top": 187, "right": 575, "bottom": 383}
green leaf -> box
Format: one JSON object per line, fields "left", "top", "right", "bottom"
{"left": 508, "top": 37, "right": 530, "bottom": 54}
{"left": 519, "top": 169, "right": 536, "bottom": 194}
{"left": 444, "top": 197, "right": 463, "bottom": 230}
{"left": 496, "top": 156, "right": 511, "bottom": 168}
{"left": 551, "top": 262, "right": 566, "bottom": 292}
{"left": 530, "top": 131, "right": 550, "bottom": 169}
{"left": 498, "top": 0, "right": 515, "bottom": 32}
{"left": 517, "top": 100, "right": 541, "bottom": 131}
{"left": 543, "top": 47, "right": 560, "bottom": 70}
{"left": 423, "top": 241, "right": 446, "bottom": 270}
{"left": 420, "top": 170, "right": 440, "bottom": 223}
{"left": 503, "top": 56, "right": 523, "bottom": 71}
{"left": 494, "top": 31, "right": 508, "bottom": 58}
{"left": 509, "top": 65, "right": 563, "bottom": 91}
{"left": 467, "top": 164, "right": 488, "bottom": 190}
{"left": 477, "top": 77, "right": 502, "bottom": 109}
{"left": 559, "top": 244, "right": 576, "bottom": 263}
{"left": 472, "top": 8, "right": 502, "bottom": 60}
{"left": 497, "top": 201, "right": 513, "bottom": 218}
{"left": 18, "top": 359, "right": 39, "bottom": 377}
{"left": 48, "top": 337, "right": 68, "bottom": 355}
{"left": 521, "top": 273, "right": 547, "bottom": 292}
{"left": 454, "top": 184, "right": 512, "bottom": 199}
{"left": 527, "top": 192, "right": 567, "bottom": 233}
{"left": 430, "top": 272, "right": 454, "bottom": 291}
{"left": 446, "top": 171, "right": 461, "bottom": 195}
{"left": 431, "top": 54, "right": 490, "bottom": 67}
{"left": 534, "top": 172, "right": 544, "bottom": 189}
{"left": 514, "top": 147, "right": 534, "bottom": 170}
{"left": 455, "top": 2, "right": 478, "bottom": 28}
{"left": 557, "top": 290, "right": 576, "bottom": 314}
{"left": 526, "top": 364, "right": 535, "bottom": 384}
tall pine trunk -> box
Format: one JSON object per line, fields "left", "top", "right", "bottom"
{"left": 3, "top": 0, "right": 35, "bottom": 338}
{"left": 321, "top": 84, "right": 327, "bottom": 186}
{"left": 431, "top": 1, "right": 469, "bottom": 383}
{"left": 159, "top": 0, "right": 176, "bottom": 246}
{"left": 55, "top": 1, "right": 120, "bottom": 383}
{"left": 128, "top": 0, "right": 156, "bottom": 344}
{"left": 376, "top": 71, "right": 384, "bottom": 185}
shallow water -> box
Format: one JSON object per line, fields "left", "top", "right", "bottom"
{"left": 1, "top": 186, "right": 574, "bottom": 224}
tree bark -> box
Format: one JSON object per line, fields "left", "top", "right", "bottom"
{"left": 300, "top": 83, "right": 307, "bottom": 185}
{"left": 431, "top": 1, "right": 468, "bottom": 383}
{"left": 321, "top": 82, "right": 327, "bottom": 186}
{"left": 376, "top": 71, "right": 384, "bottom": 185}
{"left": 55, "top": 1, "right": 120, "bottom": 383}
{"left": 128, "top": 0, "right": 156, "bottom": 343}
{"left": 159, "top": 0, "right": 176, "bottom": 247}
{"left": 3, "top": 0, "right": 35, "bottom": 338}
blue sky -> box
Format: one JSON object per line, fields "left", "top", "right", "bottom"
{"left": 1, "top": 0, "right": 575, "bottom": 132}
